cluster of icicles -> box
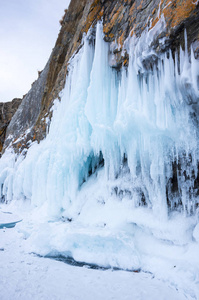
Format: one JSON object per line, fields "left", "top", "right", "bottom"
{"left": 0, "top": 22, "right": 199, "bottom": 219}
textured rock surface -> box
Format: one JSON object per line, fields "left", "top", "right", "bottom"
{"left": 0, "top": 98, "right": 21, "bottom": 153}
{"left": 3, "top": 0, "right": 199, "bottom": 153}
{"left": 4, "top": 61, "right": 50, "bottom": 151}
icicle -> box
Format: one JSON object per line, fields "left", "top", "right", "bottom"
{"left": 0, "top": 21, "right": 198, "bottom": 221}
{"left": 191, "top": 45, "right": 199, "bottom": 96}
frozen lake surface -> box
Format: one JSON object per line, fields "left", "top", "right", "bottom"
{"left": 0, "top": 210, "right": 196, "bottom": 300}
{"left": 0, "top": 211, "right": 22, "bottom": 228}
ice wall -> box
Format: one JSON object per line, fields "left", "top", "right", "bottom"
{"left": 0, "top": 22, "right": 199, "bottom": 221}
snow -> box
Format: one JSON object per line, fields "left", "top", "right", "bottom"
{"left": 193, "top": 224, "right": 199, "bottom": 243}
{"left": 0, "top": 211, "right": 21, "bottom": 224}
{"left": 0, "top": 19, "right": 199, "bottom": 299}
{"left": 0, "top": 221, "right": 192, "bottom": 300}
{"left": 0, "top": 199, "right": 198, "bottom": 299}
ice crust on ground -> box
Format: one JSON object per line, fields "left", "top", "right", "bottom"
{"left": 0, "top": 21, "right": 199, "bottom": 298}
{"left": 0, "top": 226, "right": 190, "bottom": 300}
{"left": 0, "top": 211, "right": 21, "bottom": 224}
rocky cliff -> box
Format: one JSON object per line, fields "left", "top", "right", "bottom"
{"left": 0, "top": 98, "right": 21, "bottom": 154}
{"left": 2, "top": 0, "right": 199, "bottom": 153}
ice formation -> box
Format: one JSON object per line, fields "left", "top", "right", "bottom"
{"left": 0, "top": 21, "right": 199, "bottom": 279}
{"left": 1, "top": 22, "right": 199, "bottom": 216}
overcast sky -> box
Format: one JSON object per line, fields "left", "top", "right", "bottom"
{"left": 0, "top": 0, "right": 70, "bottom": 102}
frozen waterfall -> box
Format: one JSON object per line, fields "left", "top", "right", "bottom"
{"left": 0, "top": 21, "right": 199, "bottom": 222}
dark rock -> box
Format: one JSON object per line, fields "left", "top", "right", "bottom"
{"left": 0, "top": 98, "right": 21, "bottom": 153}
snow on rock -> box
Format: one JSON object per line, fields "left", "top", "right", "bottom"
{"left": 193, "top": 223, "right": 199, "bottom": 243}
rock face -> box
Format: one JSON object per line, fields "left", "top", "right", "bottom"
{"left": 3, "top": 0, "right": 199, "bottom": 152}
{"left": 0, "top": 98, "right": 21, "bottom": 154}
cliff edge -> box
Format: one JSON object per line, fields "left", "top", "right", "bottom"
{"left": 2, "top": 0, "right": 199, "bottom": 153}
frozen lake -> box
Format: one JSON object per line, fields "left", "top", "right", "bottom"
{"left": 0, "top": 220, "right": 195, "bottom": 300}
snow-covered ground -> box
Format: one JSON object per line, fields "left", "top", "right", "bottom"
{"left": 0, "top": 219, "right": 190, "bottom": 300}
{"left": 0, "top": 202, "right": 199, "bottom": 300}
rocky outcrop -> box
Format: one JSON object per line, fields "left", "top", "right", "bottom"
{"left": 3, "top": 0, "right": 199, "bottom": 153}
{"left": 0, "top": 98, "right": 21, "bottom": 153}
{"left": 3, "top": 0, "right": 90, "bottom": 152}
{"left": 4, "top": 62, "right": 50, "bottom": 151}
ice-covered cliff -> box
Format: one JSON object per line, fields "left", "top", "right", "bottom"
{"left": 0, "top": 0, "right": 199, "bottom": 297}
{"left": 2, "top": 0, "right": 199, "bottom": 152}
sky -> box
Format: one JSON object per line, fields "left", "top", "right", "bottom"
{"left": 0, "top": 0, "right": 71, "bottom": 102}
